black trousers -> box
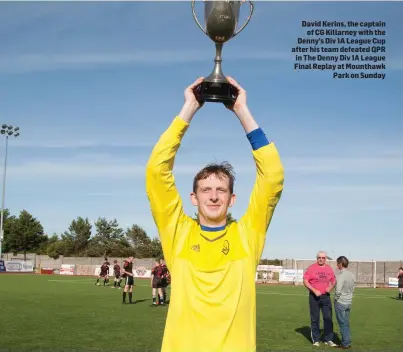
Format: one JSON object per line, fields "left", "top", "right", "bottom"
{"left": 309, "top": 292, "right": 334, "bottom": 343}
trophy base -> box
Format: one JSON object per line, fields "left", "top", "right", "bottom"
{"left": 195, "top": 81, "right": 237, "bottom": 104}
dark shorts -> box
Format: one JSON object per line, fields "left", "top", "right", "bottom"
{"left": 398, "top": 283, "right": 403, "bottom": 288}
{"left": 100, "top": 271, "right": 108, "bottom": 277}
{"left": 152, "top": 277, "right": 164, "bottom": 289}
{"left": 114, "top": 273, "right": 121, "bottom": 279}
{"left": 124, "top": 276, "right": 134, "bottom": 286}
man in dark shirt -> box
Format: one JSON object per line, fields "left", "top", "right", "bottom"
{"left": 112, "top": 260, "right": 122, "bottom": 289}
{"left": 159, "top": 258, "right": 170, "bottom": 303}
{"left": 95, "top": 261, "right": 109, "bottom": 286}
{"left": 151, "top": 260, "right": 164, "bottom": 306}
{"left": 397, "top": 267, "right": 403, "bottom": 300}
{"left": 121, "top": 256, "right": 135, "bottom": 304}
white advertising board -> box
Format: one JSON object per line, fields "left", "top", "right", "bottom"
{"left": 279, "top": 269, "right": 304, "bottom": 283}
{"left": 3, "top": 260, "right": 34, "bottom": 272}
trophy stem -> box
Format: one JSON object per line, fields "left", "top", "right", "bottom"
{"left": 205, "top": 43, "right": 227, "bottom": 83}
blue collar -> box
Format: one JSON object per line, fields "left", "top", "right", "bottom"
{"left": 200, "top": 224, "right": 227, "bottom": 232}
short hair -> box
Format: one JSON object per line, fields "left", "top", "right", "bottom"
{"left": 337, "top": 256, "right": 349, "bottom": 268}
{"left": 193, "top": 161, "right": 236, "bottom": 194}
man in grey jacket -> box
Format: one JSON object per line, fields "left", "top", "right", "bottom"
{"left": 334, "top": 256, "right": 355, "bottom": 349}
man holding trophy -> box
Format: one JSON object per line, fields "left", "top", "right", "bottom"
{"left": 146, "top": 1, "right": 284, "bottom": 351}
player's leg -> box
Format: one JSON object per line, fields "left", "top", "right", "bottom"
{"left": 96, "top": 274, "right": 101, "bottom": 285}
{"left": 122, "top": 277, "right": 129, "bottom": 303}
{"left": 152, "top": 287, "right": 158, "bottom": 305}
{"left": 309, "top": 293, "right": 321, "bottom": 345}
{"left": 128, "top": 276, "right": 134, "bottom": 303}
{"left": 118, "top": 276, "right": 122, "bottom": 288}
{"left": 399, "top": 287, "right": 403, "bottom": 299}
{"left": 113, "top": 275, "right": 117, "bottom": 288}
{"left": 158, "top": 287, "right": 164, "bottom": 305}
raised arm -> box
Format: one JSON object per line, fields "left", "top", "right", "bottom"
{"left": 226, "top": 77, "right": 284, "bottom": 263}
{"left": 145, "top": 78, "right": 204, "bottom": 265}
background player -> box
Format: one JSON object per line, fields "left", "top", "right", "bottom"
{"left": 397, "top": 267, "right": 403, "bottom": 300}
{"left": 159, "top": 258, "right": 170, "bottom": 304}
{"left": 151, "top": 260, "right": 164, "bottom": 306}
{"left": 95, "top": 260, "right": 109, "bottom": 286}
{"left": 121, "top": 257, "right": 135, "bottom": 304}
{"left": 112, "top": 259, "right": 122, "bottom": 289}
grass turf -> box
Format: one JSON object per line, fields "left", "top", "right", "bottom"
{"left": 0, "top": 274, "right": 402, "bottom": 351}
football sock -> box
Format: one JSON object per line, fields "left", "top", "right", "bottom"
{"left": 152, "top": 295, "right": 156, "bottom": 304}
{"left": 123, "top": 291, "right": 126, "bottom": 303}
{"left": 96, "top": 278, "right": 99, "bottom": 284}
{"left": 129, "top": 292, "right": 133, "bottom": 303}
{"left": 159, "top": 295, "right": 164, "bottom": 304}
{"left": 114, "top": 281, "right": 117, "bottom": 287}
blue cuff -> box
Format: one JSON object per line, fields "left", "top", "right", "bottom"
{"left": 246, "top": 128, "right": 269, "bottom": 151}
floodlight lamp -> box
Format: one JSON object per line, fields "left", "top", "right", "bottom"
{"left": 1, "top": 124, "right": 6, "bottom": 129}
{"left": 14, "top": 133, "right": 20, "bottom": 137}
{"left": 0, "top": 130, "right": 5, "bottom": 134}
{"left": 14, "top": 127, "right": 20, "bottom": 132}
{"left": 7, "top": 125, "right": 12, "bottom": 130}
{"left": 7, "top": 131, "right": 13, "bottom": 136}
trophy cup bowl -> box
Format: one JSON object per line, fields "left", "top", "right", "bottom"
{"left": 191, "top": 0, "right": 254, "bottom": 104}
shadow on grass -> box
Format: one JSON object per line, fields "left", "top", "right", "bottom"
{"left": 388, "top": 296, "right": 402, "bottom": 300}
{"left": 295, "top": 326, "right": 341, "bottom": 345}
{"left": 135, "top": 299, "right": 151, "bottom": 303}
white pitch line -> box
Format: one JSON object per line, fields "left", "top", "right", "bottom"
{"left": 256, "top": 290, "right": 387, "bottom": 299}
{"left": 48, "top": 279, "right": 390, "bottom": 300}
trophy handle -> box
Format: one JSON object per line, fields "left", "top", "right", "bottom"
{"left": 232, "top": 0, "right": 254, "bottom": 38}
{"left": 191, "top": 0, "right": 207, "bottom": 35}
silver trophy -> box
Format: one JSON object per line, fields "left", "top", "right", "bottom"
{"left": 191, "top": 0, "right": 254, "bottom": 104}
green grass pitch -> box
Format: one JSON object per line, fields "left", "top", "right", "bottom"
{"left": 0, "top": 275, "right": 402, "bottom": 351}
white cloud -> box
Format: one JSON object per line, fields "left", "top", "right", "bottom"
{"left": 12, "top": 140, "right": 154, "bottom": 149}
{"left": 6, "top": 153, "right": 403, "bottom": 180}
{"left": 283, "top": 156, "right": 403, "bottom": 174}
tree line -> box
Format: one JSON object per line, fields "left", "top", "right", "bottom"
{"left": 1, "top": 209, "right": 163, "bottom": 260}
{"left": 1, "top": 209, "right": 282, "bottom": 265}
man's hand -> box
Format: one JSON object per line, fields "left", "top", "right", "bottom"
{"left": 225, "top": 76, "right": 258, "bottom": 133}
{"left": 178, "top": 77, "right": 204, "bottom": 123}
{"left": 225, "top": 76, "right": 247, "bottom": 115}
{"left": 185, "top": 76, "right": 204, "bottom": 106}
{"left": 313, "top": 289, "right": 321, "bottom": 297}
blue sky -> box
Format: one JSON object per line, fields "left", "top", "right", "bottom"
{"left": 0, "top": 1, "right": 402, "bottom": 261}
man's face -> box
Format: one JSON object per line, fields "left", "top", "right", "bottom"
{"left": 129, "top": 256, "right": 134, "bottom": 263}
{"left": 190, "top": 174, "right": 236, "bottom": 225}
{"left": 316, "top": 253, "right": 327, "bottom": 266}
{"left": 337, "top": 262, "right": 342, "bottom": 270}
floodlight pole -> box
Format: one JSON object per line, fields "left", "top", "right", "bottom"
{"left": 0, "top": 125, "right": 20, "bottom": 260}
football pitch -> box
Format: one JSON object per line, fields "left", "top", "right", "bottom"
{"left": 0, "top": 275, "right": 402, "bottom": 352}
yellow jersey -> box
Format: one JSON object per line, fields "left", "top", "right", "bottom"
{"left": 146, "top": 116, "right": 284, "bottom": 352}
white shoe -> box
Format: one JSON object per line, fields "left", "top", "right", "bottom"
{"left": 313, "top": 342, "right": 320, "bottom": 347}
{"left": 325, "top": 341, "right": 338, "bottom": 347}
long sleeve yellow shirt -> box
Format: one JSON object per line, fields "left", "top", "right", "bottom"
{"left": 146, "top": 116, "right": 284, "bottom": 352}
